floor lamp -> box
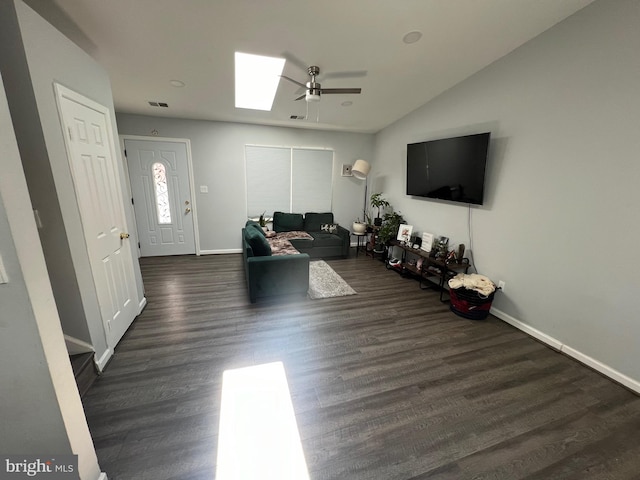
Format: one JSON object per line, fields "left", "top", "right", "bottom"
{"left": 352, "top": 159, "right": 371, "bottom": 223}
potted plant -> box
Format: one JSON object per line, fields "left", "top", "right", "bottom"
{"left": 370, "top": 193, "right": 390, "bottom": 226}
{"left": 377, "top": 210, "right": 405, "bottom": 251}
{"left": 258, "top": 211, "right": 267, "bottom": 228}
{"left": 352, "top": 218, "right": 367, "bottom": 234}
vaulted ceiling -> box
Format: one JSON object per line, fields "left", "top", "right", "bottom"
{"left": 31, "top": 0, "right": 594, "bottom": 133}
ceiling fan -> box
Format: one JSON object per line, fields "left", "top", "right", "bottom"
{"left": 281, "top": 66, "right": 362, "bottom": 103}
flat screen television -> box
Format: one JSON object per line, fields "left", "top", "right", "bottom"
{"left": 406, "top": 132, "right": 490, "bottom": 205}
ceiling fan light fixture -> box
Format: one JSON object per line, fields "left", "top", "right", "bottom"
{"left": 305, "top": 92, "right": 321, "bottom": 102}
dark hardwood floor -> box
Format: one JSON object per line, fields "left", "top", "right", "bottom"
{"left": 83, "top": 253, "right": 640, "bottom": 479}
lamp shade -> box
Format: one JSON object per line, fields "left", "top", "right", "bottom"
{"left": 352, "top": 159, "right": 370, "bottom": 180}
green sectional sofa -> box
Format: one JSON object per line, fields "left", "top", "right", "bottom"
{"left": 241, "top": 212, "right": 349, "bottom": 303}
{"left": 242, "top": 221, "right": 310, "bottom": 303}
{"left": 273, "top": 212, "right": 350, "bottom": 259}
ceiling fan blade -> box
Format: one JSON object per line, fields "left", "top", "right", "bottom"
{"left": 281, "top": 51, "right": 309, "bottom": 72}
{"left": 280, "top": 75, "right": 307, "bottom": 89}
{"left": 319, "top": 88, "right": 362, "bottom": 95}
{"left": 322, "top": 70, "right": 368, "bottom": 80}
{"left": 294, "top": 93, "right": 306, "bottom": 101}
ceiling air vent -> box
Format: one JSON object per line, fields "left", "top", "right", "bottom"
{"left": 148, "top": 101, "right": 169, "bottom": 107}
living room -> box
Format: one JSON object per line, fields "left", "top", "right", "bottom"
{"left": 2, "top": 0, "right": 640, "bottom": 479}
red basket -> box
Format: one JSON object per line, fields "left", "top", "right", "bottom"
{"left": 449, "top": 287, "right": 495, "bottom": 320}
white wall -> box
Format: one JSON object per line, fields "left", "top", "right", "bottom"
{"left": 0, "top": 72, "right": 102, "bottom": 479}
{"left": 116, "top": 114, "right": 375, "bottom": 252}
{"left": 374, "top": 0, "right": 640, "bottom": 386}
{"left": 2, "top": 0, "right": 146, "bottom": 363}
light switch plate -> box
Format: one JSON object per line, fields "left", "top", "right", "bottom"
{"left": 200, "top": 185, "right": 209, "bottom": 193}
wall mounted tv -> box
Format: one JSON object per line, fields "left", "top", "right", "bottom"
{"left": 406, "top": 132, "right": 490, "bottom": 205}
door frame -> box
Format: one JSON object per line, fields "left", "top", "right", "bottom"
{"left": 120, "top": 135, "right": 201, "bottom": 256}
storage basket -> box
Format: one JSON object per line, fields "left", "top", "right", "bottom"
{"left": 449, "top": 287, "right": 495, "bottom": 320}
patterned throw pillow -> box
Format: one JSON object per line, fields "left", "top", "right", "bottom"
{"left": 320, "top": 223, "right": 338, "bottom": 234}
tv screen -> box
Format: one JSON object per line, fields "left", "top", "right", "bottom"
{"left": 406, "top": 132, "right": 490, "bottom": 205}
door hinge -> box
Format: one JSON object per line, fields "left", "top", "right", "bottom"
{"left": 124, "top": 149, "right": 127, "bottom": 157}
{"left": 67, "top": 126, "right": 74, "bottom": 141}
{"left": 131, "top": 198, "right": 134, "bottom": 205}
{"left": 138, "top": 242, "right": 141, "bottom": 249}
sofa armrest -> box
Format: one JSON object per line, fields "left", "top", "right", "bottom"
{"left": 246, "top": 254, "right": 310, "bottom": 302}
{"left": 336, "top": 225, "right": 350, "bottom": 257}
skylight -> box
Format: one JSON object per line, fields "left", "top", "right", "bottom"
{"left": 235, "top": 52, "right": 285, "bottom": 111}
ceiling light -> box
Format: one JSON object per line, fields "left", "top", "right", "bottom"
{"left": 305, "top": 92, "right": 321, "bottom": 102}
{"left": 170, "top": 80, "right": 185, "bottom": 87}
{"left": 235, "top": 52, "right": 285, "bottom": 111}
{"left": 403, "top": 31, "right": 423, "bottom": 44}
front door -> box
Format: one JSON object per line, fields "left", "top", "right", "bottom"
{"left": 55, "top": 84, "right": 138, "bottom": 348}
{"left": 124, "top": 139, "right": 196, "bottom": 256}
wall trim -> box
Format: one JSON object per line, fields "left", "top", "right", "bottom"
{"left": 200, "top": 249, "right": 242, "bottom": 255}
{"left": 138, "top": 296, "right": 147, "bottom": 314}
{"left": 560, "top": 344, "right": 640, "bottom": 394}
{"left": 491, "top": 307, "right": 640, "bottom": 394}
{"left": 97, "top": 473, "right": 108, "bottom": 480}
{"left": 94, "top": 348, "right": 113, "bottom": 373}
{"left": 63, "top": 334, "right": 94, "bottom": 355}
{"left": 490, "top": 307, "right": 562, "bottom": 350}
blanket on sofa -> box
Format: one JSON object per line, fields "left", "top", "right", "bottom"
{"left": 268, "top": 231, "right": 313, "bottom": 256}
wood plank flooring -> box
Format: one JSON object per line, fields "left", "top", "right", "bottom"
{"left": 82, "top": 253, "right": 640, "bottom": 479}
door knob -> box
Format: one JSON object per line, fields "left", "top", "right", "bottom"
{"left": 185, "top": 207, "right": 191, "bottom": 214}
{"left": 120, "top": 232, "right": 130, "bottom": 239}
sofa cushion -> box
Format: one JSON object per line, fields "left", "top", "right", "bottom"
{"left": 245, "top": 220, "right": 265, "bottom": 236}
{"left": 273, "top": 212, "right": 304, "bottom": 232}
{"left": 309, "top": 231, "right": 344, "bottom": 247}
{"left": 245, "top": 225, "right": 271, "bottom": 256}
{"left": 304, "top": 212, "right": 334, "bottom": 232}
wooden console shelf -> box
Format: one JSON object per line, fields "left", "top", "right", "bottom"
{"left": 386, "top": 240, "right": 471, "bottom": 302}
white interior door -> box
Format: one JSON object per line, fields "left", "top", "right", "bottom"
{"left": 55, "top": 85, "right": 138, "bottom": 348}
{"left": 125, "top": 139, "right": 195, "bottom": 256}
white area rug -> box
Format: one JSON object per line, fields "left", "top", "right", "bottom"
{"left": 308, "top": 260, "right": 357, "bottom": 299}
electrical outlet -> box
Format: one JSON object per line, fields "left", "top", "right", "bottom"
{"left": 498, "top": 280, "right": 506, "bottom": 291}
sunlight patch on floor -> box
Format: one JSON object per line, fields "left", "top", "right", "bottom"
{"left": 216, "top": 361, "right": 310, "bottom": 480}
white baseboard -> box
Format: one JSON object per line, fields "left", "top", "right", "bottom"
{"left": 490, "top": 307, "right": 640, "bottom": 394}
{"left": 94, "top": 348, "right": 113, "bottom": 373}
{"left": 97, "top": 473, "right": 108, "bottom": 480}
{"left": 199, "top": 248, "right": 242, "bottom": 255}
{"left": 138, "top": 296, "right": 147, "bottom": 314}
{"left": 490, "top": 307, "right": 562, "bottom": 350}
{"left": 560, "top": 344, "right": 640, "bottom": 393}
{"left": 64, "top": 334, "right": 95, "bottom": 355}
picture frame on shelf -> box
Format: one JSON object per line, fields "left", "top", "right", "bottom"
{"left": 421, "top": 233, "right": 434, "bottom": 252}
{"left": 397, "top": 224, "right": 413, "bottom": 243}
